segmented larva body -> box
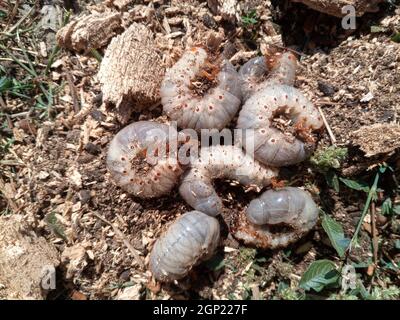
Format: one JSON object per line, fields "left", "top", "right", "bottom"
{"left": 233, "top": 187, "right": 319, "bottom": 249}
{"left": 239, "top": 52, "right": 297, "bottom": 101}
{"left": 150, "top": 211, "right": 220, "bottom": 282}
{"left": 237, "top": 84, "right": 324, "bottom": 167}
{"left": 160, "top": 47, "right": 242, "bottom": 131}
{"left": 179, "top": 145, "right": 279, "bottom": 216}
{"left": 106, "top": 121, "right": 184, "bottom": 198}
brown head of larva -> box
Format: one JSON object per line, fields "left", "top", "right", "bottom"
{"left": 269, "top": 105, "right": 317, "bottom": 144}
{"left": 265, "top": 51, "right": 297, "bottom": 70}
{"left": 294, "top": 118, "right": 317, "bottom": 144}
{"left": 188, "top": 35, "right": 223, "bottom": 97}
{"left": 189, "top": 58, "right": 221, "bottom": 97}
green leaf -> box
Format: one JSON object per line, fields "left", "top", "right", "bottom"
{"left": 393, "top": 205, "right": 400, "bottom": 215}
{"left": 45, "top": 212, "right": 67, "bottom": 241}
{"left": 352, "top": 261, "right": 371, "bottom": 269}
{"left": 370, "top": 25, "right": 387, "bottom": 33}
{"left": 322, "top": 215, "right": 350, "bottom": 258}
{"left": 391, "top": 32, "right": 400, "bottom": 43}
{"left": 339, "top": 178, "right": 370, "bottom": 193}
{"left": 326, "top": 171, "right": 340, "bottom": 192}
{"left": 0, "top": 77, "right": 13, "bottom": 93}
{"left": 382, "top": 198, "right": 393, "bottom": 216}
{"left": 379, "top": 164, "right": 388, "bottom": 174}
{"left": 310, "top": 146, "right": 348, "bottom": 172}
{"left": 205, "top": 253, "right": 225, "bottom": 271}
{"left": 349, "top": 279, "right": 370, "bottom": 300}
{"left": 241, "top": 10, "right": 258, "bottom": 26}
{"left": 299, "top": 260, "right": 340, "bottom": 292}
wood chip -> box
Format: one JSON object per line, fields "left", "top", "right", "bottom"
{"left": 56, "top": 11, "right": 122, "bottom": 52}
{"left": 351, "top": 123, "right": 400, "bottom": 157}
{"left": 98, "top": 23, "right": 165, "bottom": 123}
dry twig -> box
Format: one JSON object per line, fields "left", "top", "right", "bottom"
{"left": 317, "top": 106, "right": 337, "bottom": 145}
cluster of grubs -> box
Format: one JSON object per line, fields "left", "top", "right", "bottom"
{"left": 106, "top": 46, "right": 324, "bottom": 283}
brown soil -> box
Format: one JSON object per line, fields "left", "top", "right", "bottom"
{"left": 1, "top": 0, "right": 400, "bottom": 300}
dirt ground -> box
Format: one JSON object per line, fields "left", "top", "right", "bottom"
{"left": 1, "top": 0, "right": 400, "bottom": 300}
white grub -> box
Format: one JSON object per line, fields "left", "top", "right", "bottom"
{"left": 237, "top": 84, "right": 324, "bottom": 167}
{"left": 160, "top": 47, "right": 242, "bottom": 131}
{"left": 179, "top": 145, "right": 278, "bottom": 216}
{"left": 149, "top": 211, "right": 220, "bottom": 282}
{"left": 233, "top": 187, "right": 319, "bottom": 249}
{"left": 106, "top": 121, "right": 184, "bottom": 198}
{"left": 239, "top": 52, "right": 297, "bottom": 101}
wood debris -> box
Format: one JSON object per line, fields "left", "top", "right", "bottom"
{"left": 61, "top": 244, "right": 89, "bottom": 280}
{"left": 0, "top": 215, "right": 60, "bottom": 300}
{"left": 105, "top": 0, "right": 133, "bottom": 10}
{"left": 351, "top": 123, "right": 400, "bottom": 157}
{"left": 56, "top": 11, "right": 122, "bottom": 52}
{"left": 290, "top": 0, "right": 385, "bottom": 17}
{"left": 98, "top": 23, "right": 165, "bottom": 123}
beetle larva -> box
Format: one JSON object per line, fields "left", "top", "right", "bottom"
{"left": 160, "top": 47, "right": 242, "bottom": 131}
{"left": 233, "top": 187, "right": 319, "bottom": 249}
{"left": 149, "top": 211, "right": 220, "bottom": 282}
{"left": 239, "top": 52, "right": 297, "bottom": 101}
{"left": 106, "top": 121, "right": 184, "bottom": 198}
{"left": 179, "top": 145, "right": 279, "bottom": 216}
{"left": 237, "top": 84, "right": 324, "bottom": 167}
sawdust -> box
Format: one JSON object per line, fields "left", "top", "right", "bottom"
{"left": 351, "top": 123, "right": 400, "bottom": 157}
{"left": 1, "top": 0, "right": 400, "bottom": 300}
{"left": 0, "top": 215, "right": 60, "bottom": 300}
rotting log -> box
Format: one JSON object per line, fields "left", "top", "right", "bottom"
{"left": 98, "top": 23, "right": 165, "bottom": 123}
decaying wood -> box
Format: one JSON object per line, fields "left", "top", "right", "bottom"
{"left": 290, "top": 0, "right": 384, "bottom": 17}
{"left": 208, "top": 0, "right": 241, "bottom": 22}
{"left": 98, "top": 23, "right": 165, "bottom": 123}
{"left": 56, "top": 11, "right": 122, "bottom": 52}
{"left": 0, "top": 215, "right": 60, "bottom": 300}
{"left": 351, "top": 123, "right": 400, "bottom": 157}
{"left": 105, "top": 0, "right": 133, "bottom": 10}
{"left": 220, "top": 0, "right": 240, "bottom": 22}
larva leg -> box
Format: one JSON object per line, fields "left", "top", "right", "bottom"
{"left": 237, "top": 84, "right": 324, "bottom": 167}
{"left": 232, "top": 187, "right": 319, "bottom": 249}
{"left": 179, "top": 145, "right": 278, "bottom": 216}
{"left": 239, "top": 52, "right": 297, "bottom": 100}
{"left": 149, "top": 211, "right": 220, "bottom": 282}
{"left": 161, "top": 47, "right": 242, "bottom": 131}
{"left": 106, "top": 121, "right": 184, "bottom": 198}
